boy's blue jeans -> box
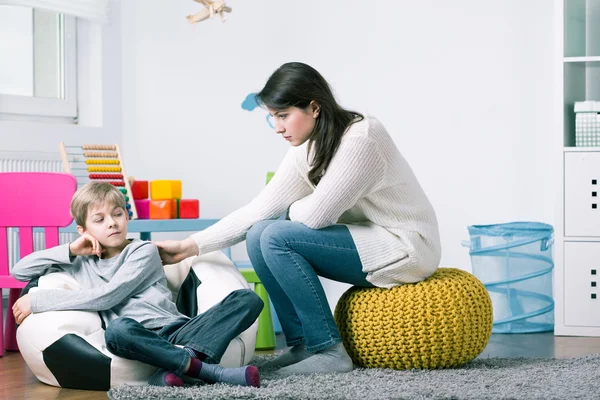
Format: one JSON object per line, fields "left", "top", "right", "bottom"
{"left": 246, "top": 220, "right": 374, "bottom": 353}
{"left": 105, "top": 289, "right": 263, "bottom": 376}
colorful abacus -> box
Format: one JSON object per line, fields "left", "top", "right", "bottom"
{"left": 58, "top": 143, "right": 138, "bottom": 219}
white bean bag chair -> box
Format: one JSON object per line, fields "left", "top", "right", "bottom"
{"left": 16, "top": 251, "right": 258, "bottom": 390}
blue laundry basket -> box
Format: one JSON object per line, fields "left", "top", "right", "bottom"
{"left": 462, "top": 222, "right": 554, "bottom": 333}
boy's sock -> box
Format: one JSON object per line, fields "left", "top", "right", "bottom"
{"left": 275, "top": 342, "right": 353, "bottom": 376}
{"left": 184, "top": 357, "right": 260, "bottom": 388}
{"left": 260, "top": 344, "right": 312, "bottom": 370}
{"left": 148, "top": 368, "right": 184, "bottom": 387}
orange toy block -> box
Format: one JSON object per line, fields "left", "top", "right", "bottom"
{"left": 131, "top": 180, "right": 149, "bottom": 200}
{"left": 179, "top": 199, "right": 199, "bottom": 219}
{"left": 150, "top": 180, "right": 182, "bottom": 200}
{"left": 149, "top": 199, "right": 177, "bottom": 219}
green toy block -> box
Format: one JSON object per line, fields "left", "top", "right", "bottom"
{"left": 266, "top": 172, "right": 275, "bottom": 185}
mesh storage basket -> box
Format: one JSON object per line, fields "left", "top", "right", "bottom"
{"left": 462, "top": 222, "right": 554, "bottom": 333}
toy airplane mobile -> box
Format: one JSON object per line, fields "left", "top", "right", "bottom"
{"left": 187, "top": 0, "right": 232, "bottom": 24}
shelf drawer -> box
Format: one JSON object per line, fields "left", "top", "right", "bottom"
{"left": 563, "top": 242, "right": 600, "bottom": 327}
{"left": 565, "top": 152, "right": 600, "bottom": 236}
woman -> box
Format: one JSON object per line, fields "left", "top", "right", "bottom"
{"left": 156, "top": 62, "right": 441, "bottom": 376}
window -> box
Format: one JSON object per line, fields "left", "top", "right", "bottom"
{"left": 0, "top": 5, "right": 77, "bottom": 120}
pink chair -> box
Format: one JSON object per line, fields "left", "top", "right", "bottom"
{"left": 0, "top": 172, "right": 76, "bottom": 356}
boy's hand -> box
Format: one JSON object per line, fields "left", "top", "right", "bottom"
{"left": 154, "top": 238, "right": 198, "bottom": 265}
{"left": 13, "top": 294, "right": 32, "bottom": 325}
{"left": 69, "top": 233, "right": 104, "bottom": 257}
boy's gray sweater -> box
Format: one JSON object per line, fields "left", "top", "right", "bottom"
{"left": 11, "top": 239, "right": 187, "bottom": 329}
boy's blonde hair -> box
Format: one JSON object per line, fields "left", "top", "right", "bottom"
{"left": 71, "top": 182, "right": 127, "bottom": 227}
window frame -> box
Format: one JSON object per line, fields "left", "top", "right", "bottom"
{"left": 0, "top": 12, "right": 77, "bottom": 120}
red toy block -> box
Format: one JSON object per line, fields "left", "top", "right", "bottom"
{"left": 131, "top": 180, "right": 149, "bottom": 200}
{"left": 179, "top": 199, "right": 199, "bottom": 219}
{"left": 134, "top": 199, "right": 151, "bottom": 219}
{"left": 149, "top": 199, "right": 177, "bottom": 219}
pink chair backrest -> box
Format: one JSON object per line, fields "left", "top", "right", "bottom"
{"left": 0, "top": 172, "right": 77, "bottom": 286}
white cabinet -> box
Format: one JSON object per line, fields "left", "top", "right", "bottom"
{"left": 563, "top": 242, "right": 600, "bottom": 327}
{"left": 556, "top": 0, "right": 600, "bottom": 336}
{"left": 564, "top": 152, "right": 600, "bottom": 236}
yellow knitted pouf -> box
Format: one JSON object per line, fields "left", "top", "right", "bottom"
{"left": 334, "top": 268, "right": 493, "bottom": 370}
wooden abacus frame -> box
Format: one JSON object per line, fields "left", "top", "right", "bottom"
{"left": 59, "top": 142, "right": 138, "bottom": 219}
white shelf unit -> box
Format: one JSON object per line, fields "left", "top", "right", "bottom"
{"left": 556, "top": 0, "right": 600, "bottom": 336}
{"left": 565, "top": 56, "right": 600, "bottom": 62}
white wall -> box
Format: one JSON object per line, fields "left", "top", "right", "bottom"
{"left": 121, "top": 0, "right": 555, "bottom": 308}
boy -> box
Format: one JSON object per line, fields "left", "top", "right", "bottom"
{"left": 12, "top": 182, "right": 263, "bottom": 388}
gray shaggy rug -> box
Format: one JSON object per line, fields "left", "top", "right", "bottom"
{"left": 107, "top": 354, "right": 600, "bottom": 400}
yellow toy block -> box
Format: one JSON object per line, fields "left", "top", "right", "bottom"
{"left": 150, "top": 180, "right": 182, "bottom": 200}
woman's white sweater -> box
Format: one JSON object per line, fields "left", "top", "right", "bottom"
{"left": 191, "top": 116, "right": 441, "bottom": 288}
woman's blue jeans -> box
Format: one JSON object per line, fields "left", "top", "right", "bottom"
{"left": 246, "top": 220, "right": 374, "bottom": 352}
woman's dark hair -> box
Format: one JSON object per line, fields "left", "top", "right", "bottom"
{"left": 255, "top": 62, "right": 363, "bottom": 186}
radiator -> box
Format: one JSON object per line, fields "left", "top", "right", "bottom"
{"left": 0, "top": 151, "right": 64, "bottom": 173}
{"left": 0, "top": 152, "right": 76, "bottom": 272}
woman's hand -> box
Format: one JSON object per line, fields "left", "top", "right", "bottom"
{"left": 13, "top": 294, "right": 32, "bottom": 325}
{"left": 154, "top": 237, "right": 199, "bottom": 265}
{"left": 69, "top": 233, "right": 104, "bottom": 257}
